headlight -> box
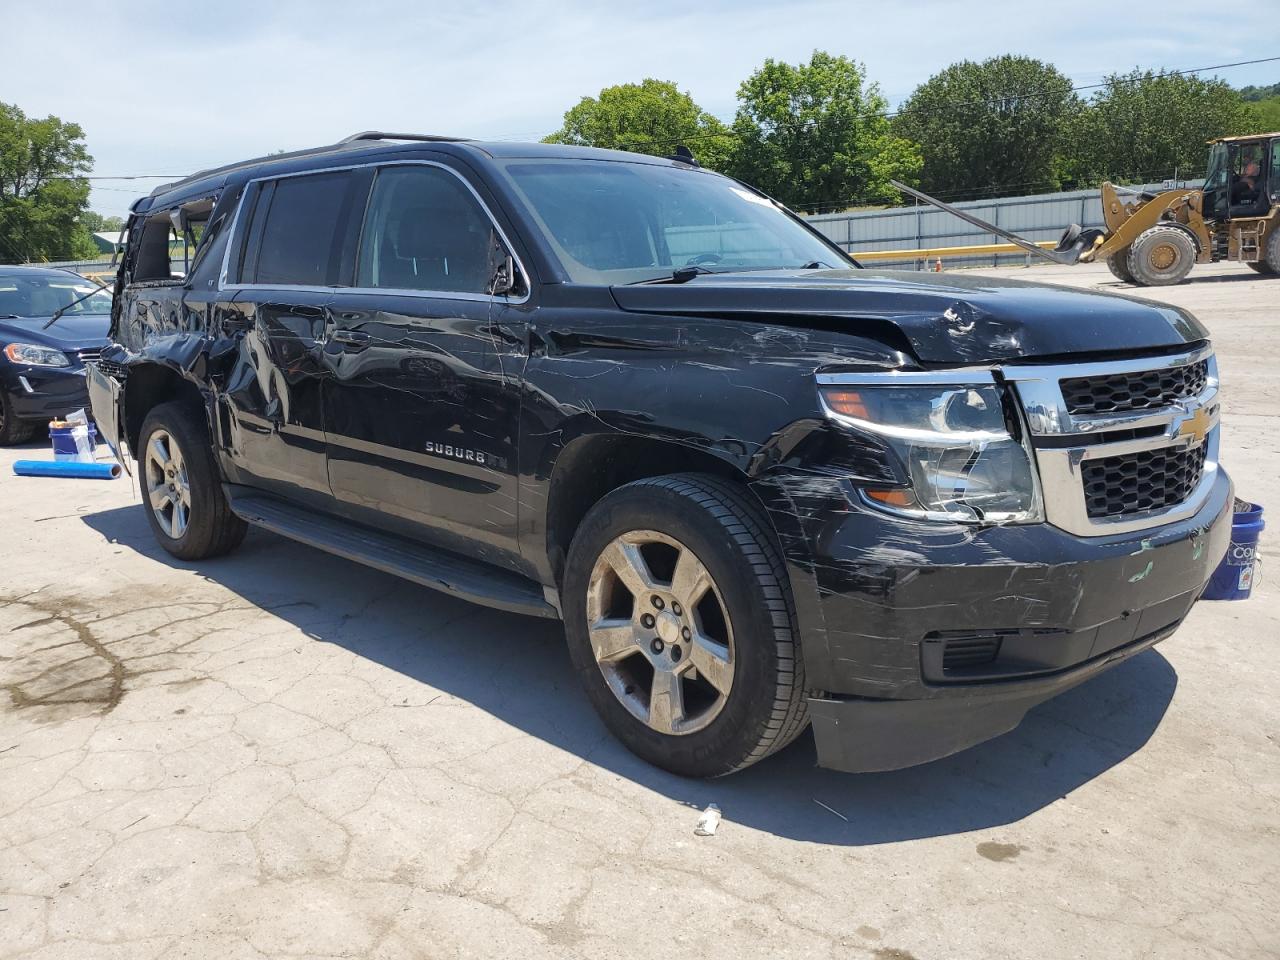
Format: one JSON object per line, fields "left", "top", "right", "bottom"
{"left": 819, "top": 375, "right": 1043, "bottom": 523}
{"left": 4, "top": 342, "right": 70, "bottom": 368}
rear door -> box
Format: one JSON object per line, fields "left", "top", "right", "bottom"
{"left": 320, "top": 162, "right": 530, "bottom": 567}
{"left": 219, "top": 168, "right": 366, "bottom": 503}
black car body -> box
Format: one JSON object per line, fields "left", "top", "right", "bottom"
{"left": 87, "top": 133, "right": 1231, "bottom": 775}
{"left": 0, "top": 267, "right": 112, "bottom": 444}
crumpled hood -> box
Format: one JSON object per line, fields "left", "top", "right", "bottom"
{"left": 610, "top": 268, "right": 1207, "bottom": 364}
{"left": 0, "top": 314, "right": 112, "bottom": 352}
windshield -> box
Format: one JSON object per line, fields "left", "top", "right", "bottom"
{"left": 0, "top": 275, "right": 113, "bottom": 319}
{"left": 498, "top": 159, "right": 848, "bottom": 284}
{"left": 1204, "top": 143, "right": 1230, "bottom": 191}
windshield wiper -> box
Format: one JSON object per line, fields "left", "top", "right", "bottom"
{"left": 0, "top": 314, "right": 20, "bottom": 320}
{"left": 632, "top": 265, "right": 723, "bottom": 285}
{"left": 800, "top": 260, "right": 833, "bottom": 269}
{"left": 42, "top": 278, "right": 112, "bottom": 329}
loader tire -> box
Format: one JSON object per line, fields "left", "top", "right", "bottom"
{"left": 1247, "top": 261, "right": 1275, "bottom": 275}
{"left": 1126, "top": 226, "right": 1196, "bottom": 286}
{"left": 1261, "top": 229, "right": 1280, "bottom": 274}
{"left": 1106, "top": 254, "right": 1135, "bottom": 283}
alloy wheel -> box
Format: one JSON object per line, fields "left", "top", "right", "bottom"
{"left": 586, "top": 530, "right": 735, "bottom": 735}
{"left": 144, "top": 429, "right": 191, "bottom": 539}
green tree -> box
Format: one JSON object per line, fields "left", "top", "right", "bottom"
{"left": 0, "top": 103, "right": 97, "bottom": 262}
{"left": 80, "top": 211, "right": 124, "bottom": 234}
{"left": 893, "top": 56, "right": 1080, "bottom": 198}
{"left": 727, "top": 51, "right": 920, "bottom": 209}
{"left": 543, "top": 79, "right": 735, "bottom": 170}
{"left": 1072, "top": 70, "right": 1253, "bottom": 183}
{"left": 1245, "top": 97, "right": 1280, "bottom": 132}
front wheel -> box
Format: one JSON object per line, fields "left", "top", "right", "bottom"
{"left": 138, "top": 402, "right": 246, "bottom": 560}
{"left": 563, "top": 474, "right": 808, "bottom": 777}
{"left": 0, "top": 391, "right": 38, "bottom": 446}
{"left": 1126, "top": 225, "right": 1196, "bottom": 286}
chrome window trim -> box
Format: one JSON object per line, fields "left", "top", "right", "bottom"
{"left": 216, "top": 159, "right": 531, "bottom": 305}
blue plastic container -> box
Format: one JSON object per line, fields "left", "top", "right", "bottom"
{"left": 49, "top": 422, "right": 97, "bottom": 461}
{"left": 1202, "top": 501, "right": 1264, "bottom": 600}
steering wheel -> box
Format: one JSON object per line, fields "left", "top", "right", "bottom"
{"left": 686, "top": 253, "right": 723, "bottom": 266}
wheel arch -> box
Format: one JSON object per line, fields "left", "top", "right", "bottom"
{"left": 123, "top": 361, "right": 207, "bottom": 455}
{"left": 543, "top": 432, "right": 770, "bottom": 589}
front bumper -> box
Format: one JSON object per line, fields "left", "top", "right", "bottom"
{"left": 2, "top": 364, "right": 91, "bottom": 420}
{"left": 758, "top": 468, "right": 1232, "bottom": 772}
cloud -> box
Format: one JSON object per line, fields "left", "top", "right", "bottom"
{"left": 3, "top": 0, "right": 1275, "bottom": 217}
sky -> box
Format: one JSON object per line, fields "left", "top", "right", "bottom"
{"left": 3, "top": 0, "right": 1278, "bottom": 219}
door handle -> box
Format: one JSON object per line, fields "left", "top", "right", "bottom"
{"left": 330, "top": 329, "right": 370, "bottom": 351}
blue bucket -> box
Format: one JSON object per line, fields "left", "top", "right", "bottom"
{"left": 1202, "top": 501, "right": 1264, "bottom": 601}
{"left": 49, "top": 422, "right": 97, "bottom": 462}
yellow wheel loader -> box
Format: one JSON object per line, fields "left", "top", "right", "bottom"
{"left": 890, "top": 131, "right": 1280, "bottom": 286}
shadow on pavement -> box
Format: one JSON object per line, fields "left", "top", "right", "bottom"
{"left": 82, "top": 503, "right": 1178, "bottom": 846}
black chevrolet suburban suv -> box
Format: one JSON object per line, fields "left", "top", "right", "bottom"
{"left": 87, "top": 132, "right": 1231, "bottom": 777}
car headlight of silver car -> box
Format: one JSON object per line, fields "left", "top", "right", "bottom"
{"left": 819, "top": 374, "right": 1043, "bottom": 524}
{"left": 4, "top": 342, "right": 71, "bottom": 368}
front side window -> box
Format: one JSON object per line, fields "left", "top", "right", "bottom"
{"left": 497, "top": 159, "right": 845, "bottom": 284}
{"left": 357, "top": 166, "right": 500, "bottom": 294}
{"left": 252, "top": 171, "right": 352, "bottom": 285}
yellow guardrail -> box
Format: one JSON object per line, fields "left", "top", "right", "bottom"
{"left": 853, "top": 240, "right": 1058, "bottom": 262}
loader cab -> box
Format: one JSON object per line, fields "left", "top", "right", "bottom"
{"left": 1203, "top": 136, "right": 1278, "bottom": 222}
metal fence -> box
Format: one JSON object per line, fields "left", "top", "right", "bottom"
{"left": 806, "top": 180, "right": 1203, "bottom": 270}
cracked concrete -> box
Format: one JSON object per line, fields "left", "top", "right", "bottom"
{"left": 2, "top": 261, "right": 1278, "bottom": 959}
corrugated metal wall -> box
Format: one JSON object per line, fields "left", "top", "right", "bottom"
{"left": 806, "top": 181, "right": 1203, "bottom": 269}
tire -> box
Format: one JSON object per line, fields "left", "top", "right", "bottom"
{"left": 0, "top": 391, "right": 38, "bottom": 446}
{"left": 1246, "top": 261, "right": 1274, "bottom": 275}
{"left": 138, "top": 401, "right": 246, "bottom": 561}
{"left": 1258, "top": 229, "right": 1280, "bottom": 274}
{"left": 562, "top": 474, "right": 808, "bottom": 777}
{"left": 1105, "top": 254, "right": 1135, "bottom": 283}
{"left": 1126, "top": 225, "right": 1196, "bottom": 286}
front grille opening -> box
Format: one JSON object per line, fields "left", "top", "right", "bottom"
{"left": 942, "top": 635, "right": 1002, "bottom": 670}
{"left": 1061, "top": 359, "right": 1208, "bottom": 416}
{"left": 1082, "top": 443, "right": 1207, "bottom": 519}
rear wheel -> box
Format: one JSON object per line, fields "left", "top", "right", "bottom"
{"left": 563, "top": 474, "right": 808, "bottom": 778}
{"left": 1126, "top": 226, "right": 1196, "bottom": 286}
{"left": 1106, "top": 254, "right": 1135, "bottom": 283}
{"left": 1246, "top": 261, "right": 1274, "bottom": 274}
{"left": 1259, "top": 229, "right": 1280, "bottom": 274}
{"left": 0, "top": 392, "right": 38, "bottom": 446}
{"left": 138, "top": 402, "right": 246, "bottom": 560}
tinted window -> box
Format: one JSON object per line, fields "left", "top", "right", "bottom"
{"left": 253, "top": 171, "right": 351, "bottom": 285}
{"left": 357, "top": 166, "right": 498, "bottom": 294}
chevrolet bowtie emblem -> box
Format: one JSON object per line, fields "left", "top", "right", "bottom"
{"left": 1176, "top": 407, "right": 1212, "bottom": 446}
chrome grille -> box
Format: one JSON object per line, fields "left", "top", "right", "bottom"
{"left": 74, "top": 348, "right": 102, "bottom": 366}
{"left": 1005, "top": 345, "right": 1219, "bottom": 536}
{"left": 1060, "top": 359, "right": 1208, "bottom": 415}
{"left": 1082, "top": 444, "right": 1208, "bottom": 519}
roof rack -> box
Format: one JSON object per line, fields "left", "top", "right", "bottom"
{"left": 148, "top": 132, "right": 470, "bottom": 199}
{"left": 338, "top": 131, "right": 469, "bottom": 144}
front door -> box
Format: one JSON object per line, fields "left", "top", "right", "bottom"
{"left": 321, "top": 163, "right": 530, "bottom": 567}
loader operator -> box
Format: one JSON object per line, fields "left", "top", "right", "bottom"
{"left": 1232, "top": 158, "right": 1262, "bottom": 208}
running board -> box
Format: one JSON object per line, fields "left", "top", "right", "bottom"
{"left": 226, "top": 490, "right": 559, "bottom": 619}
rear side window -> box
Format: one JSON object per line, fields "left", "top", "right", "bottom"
{"left": 356, "top": 165, "right": 499, "bottom": 294}
{"left": 249, "top": 171, "right": 352, "bottom": 285}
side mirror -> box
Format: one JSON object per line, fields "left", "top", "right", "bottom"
{"left": 489, "top": 254, "right": 521, "bottom": 297}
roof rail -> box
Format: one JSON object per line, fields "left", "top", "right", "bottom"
{"left": 338, "top": 131, "right": 469, "bottom": 144}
